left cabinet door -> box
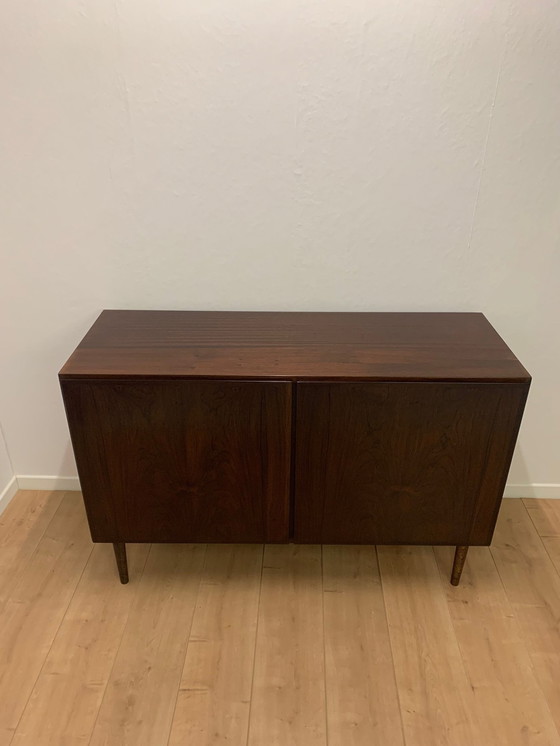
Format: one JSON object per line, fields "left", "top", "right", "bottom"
{"left": 60, "top": 379, "right": 292, "bottom": 543}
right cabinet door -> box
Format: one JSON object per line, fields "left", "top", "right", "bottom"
{"left": 293, "top": 382, "right": 528, "bottom": 546}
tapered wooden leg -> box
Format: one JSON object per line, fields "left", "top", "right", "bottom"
{"left": 450, "top": 545, "right": 469, "bottom": 586}
{"left": 113, "top": 542, "right": 129, "bottom": 584}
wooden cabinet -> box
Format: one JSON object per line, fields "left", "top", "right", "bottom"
{"left": 59, "top": 311, "right": 530, "bottom": 585}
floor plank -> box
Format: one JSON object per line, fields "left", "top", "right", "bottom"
{"left": 378, "top": 546, "right": 477, "bottom": 746}
{"left": 247, "top": 544, "right": 327, "bottom": 746}
{"left": 524, "top": 499, "right": 560, "bottom": 537}
{"left": 168, "top": 544, "right": 263, "bottom": 746}
{"left": 11, "top": 543, "right": 150, "bottom": 746}
{"left": 524, "top": 499, "right": 560, "bottom": 575}
{"left": 541, "top": 537, "right": 560, "bottom": 576}
{"left": 0, "top": 493, "right": 93, "bottom": 743}
{"left": 491, "top": 500, "right": 560, "bottom": 735}
{"left": 88, "top": 543, "right": 206, "bottom": 746}
{"left": 322, "top": 545, "right": 404, "bottom": 746}
{"left": 434, "top": 545, "right": 560, "bottom": 746}
{"left": 0, "top": 490, "right": 65, "bottom": 608}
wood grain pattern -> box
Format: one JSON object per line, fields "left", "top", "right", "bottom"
{"left": 2, "top": 491, "right": 560, "bottom": 746}
{"left": 491, "top": 500, "right": 560, "bottom": 734}
{"left": 88, "top": 543, "right": 206, "bottom": 746}
{"left": 523, "top": 499, "right": 560, "bottom": 576}
{"left": 61, "top": 380, "right": 291, "bottom": 543}
{"left": 0, "top": 490, "right": 65, "bottom": 609}
{"left": 322, "top": 545, "right": 404, "bottom": 746}
{"left": 0, "top": 493, "right": 92, "bottom": 743}
{"left": 378, "top": 546, "right": 477, "bottom": 746}
{"left": 59, "top": 311, "right": 530, "bottom": 586}
{"left": 59, "top": 311, "right": 530, "bottom": 382}
{"left": 248, "top": 545, "right": 327, "bottom": 746}
{"left": 541, "top": 537, "right": 560, "bottom": 574}
{"left": 434, "top": 545, "right": 560, "bottom": 745}
{"left": 524, "top": 498, "right": 560, "bottom": 537}
{"left": 295, "top": 382, "right": 528, "bottom": 545}
{"left": 11, "top": 543, "right": 150, "bottom": 746}
{"left": 168, "top": 544, "right": 263, "bottom": 746}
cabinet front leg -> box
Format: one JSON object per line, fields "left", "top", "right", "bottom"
{"left": 113, "top": 542, "right": 129, "bottom": 584}
{"left": 450, "top": 545, "right": 469, "bottom": 586}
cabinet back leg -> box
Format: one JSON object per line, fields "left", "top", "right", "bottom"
{"left": 450, "top": 545, "right": 468, "bottom": 586}
{"left": 113, "top": 542, "right": 129, "bottom": 584}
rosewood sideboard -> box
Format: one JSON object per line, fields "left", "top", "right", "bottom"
{"left": 59, "top": 311, "right": 530, "bottom": 586}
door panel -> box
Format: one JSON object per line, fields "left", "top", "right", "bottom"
{"left": 61, "top": 380, "right": 292, "bottom": 543}
{"left": 294, "top": 382, "right": 527, "bottom": 545}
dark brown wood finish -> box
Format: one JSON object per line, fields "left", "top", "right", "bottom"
{"left": 293, "top": 381, "right": 529, "bottom": 545}
{"left": 59, "top": 311, "right": 530, "bottom": 585}
{"left": 61, "top": 379, "right": 292, "bottom": 543}
{"left": 113, "top": 542, "right": 129, "bottom": 584}
{"left": 59, "top": 311, "right": 530, "bottom": 383}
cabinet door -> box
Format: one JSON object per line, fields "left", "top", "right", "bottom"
{"left": 294, "top": 382, "right": 528, "bottom": 545}
{"left": 61, "top": 379, "right": 291, "bottom": 543}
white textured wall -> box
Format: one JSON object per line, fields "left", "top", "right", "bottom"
{"left": 1, "top": 0, "right": 559, "bottom": 489}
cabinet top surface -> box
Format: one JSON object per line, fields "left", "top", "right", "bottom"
{"left": 59, "top": 310, "right": 530, "bottom": 382}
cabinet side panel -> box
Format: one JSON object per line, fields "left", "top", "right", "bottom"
{"left": 467, "top": 383, "right": 529, "bottom": 544}
{"left": 60, "top": 380, "right": 120, "bottom": 542}
{"left": 294, "top": 382, "right": 528, "bottom": 546}
{"left": 60, "top": 379, "right": 291, "bottom": 543}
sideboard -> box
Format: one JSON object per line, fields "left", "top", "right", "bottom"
{"left": 59, "top": 311, "right": 530, "bottom": 585}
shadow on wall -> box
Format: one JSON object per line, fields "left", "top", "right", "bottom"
{"left": 505, "top": 446, "right": 534, "bottom": 497}
{"left": 58, "top": 439, "right": 78, "bottom": 481}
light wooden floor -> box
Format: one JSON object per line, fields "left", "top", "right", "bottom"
{"left": 1, "top": 492, "right": 560, "bottom": 745}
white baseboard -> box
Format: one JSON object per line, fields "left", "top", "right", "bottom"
{"left": 0, "top": 476, "right": 19, "bottom": 515}
{"left": 16, "top": 475, "right": 81, "bottom": 491}
{"left": 503, "top": 484, "right": 560, "bottom": 499}
{"left": 8, "top": 477, "right": 560, "bottom": 499}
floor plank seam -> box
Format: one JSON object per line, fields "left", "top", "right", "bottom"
{"left": 0, "top": 491, "right": 66, "bottom": 620}
{"left": 8, "top": 491, "right": 95, "bottom": 745}
{"left": 375, "top": 546, "right": 408, "bottom": 746}
{"left": 320, "top": 545, "right": 329, "bottom": 746}
{"left": 165, "top": 543, "right": 209, "bottom": 746}
{"left": 244, "top": 543, "right": 266, "bottom": 746}
{"left": 6, "top": 495, "right": 560, "bottom": 746}
{"left": 431, "top": 544, "right": 482, "bottom": 737}
{"left": 84, "top": 543, "right": 154, "bottom": 746}
{"left": 489, "top": 505, "right": 560, "bottom": 742}
{"left": 539, "top": 541, "right": 560, "bottom": 579}
{"left": 523, "top": 502, "right": 560, "bottom": 577}
{"left": 524, "top": 506, "right": 546, "bottom": 537}
{"left": 1, "top": 491, "right": 66, "bottom": 609}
